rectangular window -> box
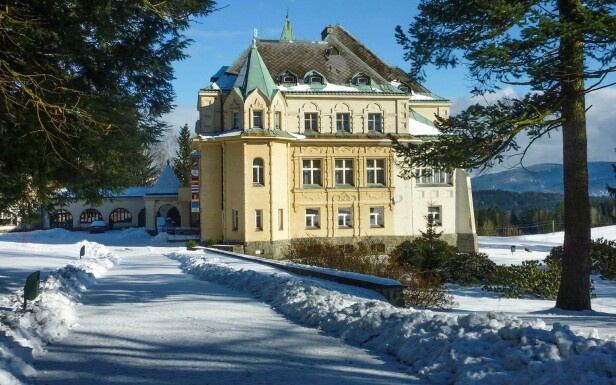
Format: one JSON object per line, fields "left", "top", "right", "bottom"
{"left": 366, "top": 159, "right": 385, "bottom": 185}
{"left": 274, "top": 112, "right": 281, "bottom": 129}
{"left": 336, "top": 113, "right": 350, "bottom": 132}
{"left": 334, "top": 159, "right": 354, "bottom": 186}
{"left": 417, "top": 168, "right": 453, "bottom": 185}
{"left": 428, "top": 206, "right": 442, "bottom": 226}
{"left": 255, "top": 209, "right": 263, "bottom": 230}
{"left": 253, "top": 111, "right": 263, "bottom": 128}
{"left": 368, "top": 113, "right": 382, "bottom": 132}
{"left": 370, "top": 207, "right": 384, "bottom": 227}
{"left": 232, "top": 209, "right": 239, "bottom": 231}
{"left": 305, "top": 208, "right": 320, "bottom": 228}
{"left": 233, "top": 112, "right": 240, "bottom": 129}
{"left": 337, "top": 208, "right": 352, "bottom": 227}
{"left": 302, "top": 159, "right": 322, "bottom": 186}
{"left": 304, "top": 113, "right": 318, "bottom": 132}
{"left": 278, "top": 209, "right": 284, "bottom": 230}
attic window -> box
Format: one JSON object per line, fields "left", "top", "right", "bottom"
{"left": 352, "top": 73, "right": 371, "bottom": 85}
{"left": 326, "top": 47, "right": 340, "bottom": 56}
{"left": 278, "top": 71, "right": 298, "bottom": 85}
{"left": 356, "top": 76, "right": 371, "bottom": 85}
{"left": 399, "top": 85, "right": 410, "bottom": 92}
{"left": 308, "top": 75, "right": 323, "bottom": 84}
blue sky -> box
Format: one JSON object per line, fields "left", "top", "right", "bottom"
{"left": 164, "top": 0, "right": 615, "bottom": 169}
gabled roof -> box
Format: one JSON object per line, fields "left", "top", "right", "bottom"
{"left": 233, "top": 39, "right": 278, "bottom": 101}
{"left": 146, "top": 163, "right": 181, "bottom": 196}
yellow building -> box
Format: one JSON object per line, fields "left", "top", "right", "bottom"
{"left": 194, "top": 19, "right": 477, "bottom": 257}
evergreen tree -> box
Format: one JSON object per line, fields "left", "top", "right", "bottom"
{"left": 394, "top": 1, "right": 616, "bottom": 310}
{"left": 608, "top": 149, "right": 616, "bottom": 208}
{"left": 0, "top": 0, "right": 216, "bottom": 214}
{"left": 173, "top": 124, "right": 193, "bottom": 186}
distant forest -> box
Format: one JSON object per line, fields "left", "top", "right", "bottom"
{"left": 473, "top": 190, "right": 616, "bottom": 236}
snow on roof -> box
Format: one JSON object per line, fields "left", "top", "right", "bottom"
{"left": 409, "top": 110, "right": 441, "bottom": 136}
{"left": 410, "top": 93, "right": 434, "bottom": 100}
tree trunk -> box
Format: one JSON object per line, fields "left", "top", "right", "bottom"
{"left": 555, "top": 0, "right": 592, "bottom": 310}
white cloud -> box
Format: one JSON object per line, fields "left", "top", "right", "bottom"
{"left": 451, "top": 87, "right": 616, "bottom": 172}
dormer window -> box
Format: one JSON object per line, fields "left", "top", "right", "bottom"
{"left": 351, "top": 73, "right": 371, "bottom": 86}
{"left": 304, "top": 71, "right": 326, "bottom": 85}
{"left": 308, "top": 75, "right": 323, "bottom": 84}
{"left": 399, "top": 85, "right": 410, "bottom": 92}
{"left": 278, "top": 70, "right": 298, "bottom": 85}
{"left": 326, "top": 47, "right": 340, "bottom": 56}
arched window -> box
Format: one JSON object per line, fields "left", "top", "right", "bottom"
{"left": 109, "top": 208, "right": 132, "bottom": 226}
{"left": 79, "top": 209, "right": 102, "bottom": 224}
{"left": 50, "top": 209, "right": 73, "bottom": 229}
{"left": 252, "top": 158, "right": 264, "bottom": 186}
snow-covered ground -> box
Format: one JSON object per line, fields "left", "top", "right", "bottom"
{"left": 0, "top": 226, "right": 615, "bottom": 384}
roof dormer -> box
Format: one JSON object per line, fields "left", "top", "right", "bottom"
{"left": 351, "top": 72, "right": 371, "bottom": 86}
{"left": 278, "top": 70, "right": 298, "bottom": 85}
{"left": 304, "top": 70, "right": 327, "bottom": 85}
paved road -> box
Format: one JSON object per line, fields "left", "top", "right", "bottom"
{"left": 31, "top": 247, "right": 421, "bottom": 385}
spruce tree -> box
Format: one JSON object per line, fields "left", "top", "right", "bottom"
{"left": 394, "top": 1, "right": 616, "bottom": 310}
{"left": 173, "top": 124, "right": 193, "bottom": 186}
{"left": 0, "top": 0, "right": 216, "bottom": 213}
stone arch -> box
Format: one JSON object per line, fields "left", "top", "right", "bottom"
{"left": 79, "top": 209, "right": 102, "bottom": 224}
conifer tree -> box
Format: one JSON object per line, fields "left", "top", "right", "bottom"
{"left": 173, "top": 124, "right": 193, "bottom": 186}
{"left": 0, "top": 0, "right": 216, "bottom": 213}
{"left": 394, "top": 1, "right": 616, "bottom": 310}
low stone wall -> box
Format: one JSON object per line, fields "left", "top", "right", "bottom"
{"left": 205, "top": 247, "right": 406, "bottom": 307}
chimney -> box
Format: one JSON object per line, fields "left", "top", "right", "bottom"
{"left": 321, "top": 25, "right": 334, "bottom": 40}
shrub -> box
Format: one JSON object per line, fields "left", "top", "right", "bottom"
{"left": 284, "top": 237, "right": 456, "bottom": 310}
{"left": 545, "top": 238, "right": 616, "bottom": 280}
{"left": 185, "top": 239, "right": 197, "bottom": 251}
{"left": 393, "top": 270, "right": 457, "bottom": 309}
{"left": 390, "top": 223, "right": 457, "bottom": 273}
{"left": 442, "top": 252, "right": 497, "bottom": 286}
{"left": 483, "top": 259, "right": 562, "bottom": 299}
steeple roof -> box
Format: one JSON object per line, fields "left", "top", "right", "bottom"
{"left": 146, "top": 162, "right": 181, "bottom": 196}
{"left": 233, "top": 38, "right": 278, "bottom": 101}
{"left": 280, "top": 14, "right": 296, "bottom": 41}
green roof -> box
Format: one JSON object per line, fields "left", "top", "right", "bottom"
{"left": 234, "top": 40, "right": 278, "bottom": 101}
{"left": 280, "top": 15, "right": 296, "bottom": 41}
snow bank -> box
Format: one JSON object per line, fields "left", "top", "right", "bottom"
{"left": 171, "top": 252, "right": 616, "bottom": 385}
{"left": 0, "top": 241, "right": 118, "bottom": 384}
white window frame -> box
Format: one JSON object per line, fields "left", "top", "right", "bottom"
{"left": 366, "top": 159, "right": 385, "bottom": 185}
{"left": 416, "top": 168, "right": 453, "bottom": 185}
{"left": 304, "top": 113, "right": 319, "bottom": 132}
{"left": 368, "top": 113, "right": 382, "bottom": 132}
{"left": 255, "top": 209, "right": 263, "bottom": 230}
{"left": 274, "top": 111, "right": 281, "bottom": 129}
{"left": 335, "top": 159, "right": 354, "bottom": 186}
{"left": 305, "top": 208, "right": 320, "bottom": 228}
{"left": 370, "top": 207, "right": 384, "bottom": 227}
{"left": 336, "top": 113, "right": 350, "bottom": 132}
{"left": 252, "top": 158, "right": 264, "bottom": 186}
{"left": 428, "top": 206, "right": 442, "bottom": 226}
{"left": 337, "top": 207, "right": 352, "bottom": 228}
{"left": 302, "top": 159, "right": 322, "bottom": 186}
{"left": 253, "top": 111, "right": 263, "bottom": 128}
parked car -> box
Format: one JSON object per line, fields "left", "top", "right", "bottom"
{"left": 89, "top": 220, "right": 107, "bottom": 233}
